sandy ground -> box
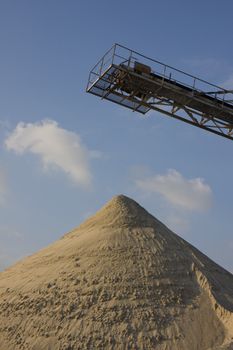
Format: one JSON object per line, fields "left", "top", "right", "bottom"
{"left": 0, "top": 195, "right": 233, "bottom": 350}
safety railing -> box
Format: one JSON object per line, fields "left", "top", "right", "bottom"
{"left": 87, "top": 43, "right": 233, "bottom": 106}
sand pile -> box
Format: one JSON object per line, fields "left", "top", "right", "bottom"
{"left": 0, "top": 195, "right": 233, "bottom": 350}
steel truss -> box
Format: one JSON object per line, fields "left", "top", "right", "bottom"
{"left": 87, "top": 44, "right": 233, "bottom": 141}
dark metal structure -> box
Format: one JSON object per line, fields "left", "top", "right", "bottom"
{"left": 86, "top": 44, "right": 233, "bottom": 140}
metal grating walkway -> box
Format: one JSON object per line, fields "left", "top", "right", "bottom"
{"left": 87, "top": 44, "right": 233, "bottom": 140}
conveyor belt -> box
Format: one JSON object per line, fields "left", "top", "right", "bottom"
{"left": 87, "top": 43, "right": 233, "bottom": 140}
{"left": 117, "top": 64, "right": 233, "bottom": 124}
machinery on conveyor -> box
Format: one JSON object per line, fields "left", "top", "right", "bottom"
{"left": 86, "top": 44, "right": 233, "bottom": 140}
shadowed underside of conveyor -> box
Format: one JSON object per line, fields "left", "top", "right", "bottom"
{"left": 87, "top": 44, "right": 233, "bottom": 140}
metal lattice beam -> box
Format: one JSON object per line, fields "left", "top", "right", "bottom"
{"left": 87, "top": 44, "right": 233, "bottom": 141}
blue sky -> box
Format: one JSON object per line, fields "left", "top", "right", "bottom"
{"left": 0, "top": 0, "right": 233, "bottom": 272}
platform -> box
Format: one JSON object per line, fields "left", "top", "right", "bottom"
{"left": 87, "top": 44, "right": 233, "bottom": 140}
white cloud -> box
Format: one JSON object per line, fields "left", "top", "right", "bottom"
{"left": 5, "top": 120, "right": 95, "bottom": 187}
{"left": 136, "top": 169, "right": 213, "bottom": 212}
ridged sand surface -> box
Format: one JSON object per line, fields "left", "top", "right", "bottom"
{"left": 0, "top": 195, "right": 233, "bottom": 349}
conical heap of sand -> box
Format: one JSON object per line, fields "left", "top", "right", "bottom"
{"left": 0, "top": 195, "right": 233, "bottom": 350}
